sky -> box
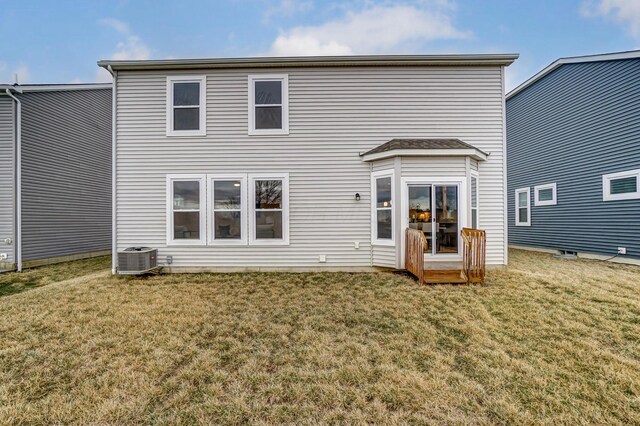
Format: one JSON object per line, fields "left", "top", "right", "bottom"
{"left": 1, "top": 0, "right": 639, "bottom": 91}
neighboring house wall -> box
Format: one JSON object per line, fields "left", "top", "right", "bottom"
{"left": 20, "top": 89, "right": 112, "bottom": 261}
{"left": 0, "top": 97, "right": 14, "bottom": 265}
{"left": 507, "top": 58, "right": 640, "bottom": 258}
{"left": 116, "top": 66, "right": 506, "bottom": 268}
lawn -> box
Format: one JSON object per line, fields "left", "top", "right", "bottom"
{"left": 0, "top": 250, "right": 638, "bottom": 424}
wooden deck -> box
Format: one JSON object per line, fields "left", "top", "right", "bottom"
{"left": 423, "top": 269, "right": 468, "bottom": 284}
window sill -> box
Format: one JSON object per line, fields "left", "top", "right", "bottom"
{"left": 249, "top": 240, "right": 290, "bottom": 246}
{"left": 248, "top": 129, "right": 290, "bottom": 136}
{"left": 166, "top": 130, "right": 207, "bottom": 137}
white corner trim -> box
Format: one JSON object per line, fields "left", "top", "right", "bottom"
{"left": 534, "top": 183, "right": 557, "bottom": 206}
{"left": 248, "top": 74, "right": 289, "bottom": 136}
{"left": 515, "top": 187, "right": 531, "bottom": 227}
{"left": 166, "top": 75, "right": 207, "bottom": 137}
{"left": 361, "top": 148, "right": 488, "bottom": 163}
{"left": 602, "top": 169, "right": 640, "bottom": 201}
{"left": 371, "top": 169, "right": 395, "bottom": 246}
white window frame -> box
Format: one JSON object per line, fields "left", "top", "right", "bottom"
{"left": 249, "top": 173, "right": 290, "bottom": 245}
{"left": 515, "top": 187, "right": 531, "bottom": 227}
{"left": 371, "top": 170, "right": 395, "bottom": 246}
{"left": 470, "top": 171, "right": 480, "bottom": 229}
{"left": 166, "top": 75, "right": 206, "bottom": 137}
{"left": 248, "top": 74, "right": 289, "bottom": 136}
{"left": 602, "top": 169, "right": 640, "bottom": 201}
{"left": 534, "top": 182, "right": 557, "bottom": 206}
{"left": 166, "top": 174, "right": 207, "bottom": 246}
{"left": 207, "top": 175, "right": 248, "bottom": 245}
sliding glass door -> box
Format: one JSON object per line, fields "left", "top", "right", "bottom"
{"left": 407, "top": 184, "right": 459, "bottom": 255}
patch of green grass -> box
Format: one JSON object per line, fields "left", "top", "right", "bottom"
{"left": 0, "top": 250, "right": 638, "bottom": 424}
{"left": 0, "top": 256, "right": 110, "bottom": 297}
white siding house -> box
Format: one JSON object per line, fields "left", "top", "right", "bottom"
{"left": 99, "top": 55, "right": 517, "bottom": 273}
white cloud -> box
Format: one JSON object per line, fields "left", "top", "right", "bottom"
{"left": 581, "top": 0, "right": 640, "bottom": 38}
{"left": 264, "top": 0, "right": 313, "bottom": 22}
{"left": 269, "top": 1, "right": 471, "bottom": 56}
{"left": 97, "top": 18, "right": 151, "bottom": 82}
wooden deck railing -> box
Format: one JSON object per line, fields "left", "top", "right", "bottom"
{"left": 405, "top": 227, "right": 487, "bottom": 285}
{"left": 462, "top": 228, "right": 486, "bottom": 284}
{"left": 405, "top": 228, "right": 427, "bottom": 284}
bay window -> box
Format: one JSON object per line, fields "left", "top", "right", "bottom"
{"left": 372, "top": 170, "right": 394, "bottom": 245}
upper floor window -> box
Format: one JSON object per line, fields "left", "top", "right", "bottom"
{"left": 248, "top": 74, "right": 289, "bottom": 135}
{"left": 167, "top": 76, "right": 206, "bottom": 136}
{"left": 603, "top": 169, "right": 640, "bottom": 201}
{"left": 534, "top": 183, "right": 557, "bottom": 206}
{"left": 515, "top": 187, "right": 530, "bottom": 227}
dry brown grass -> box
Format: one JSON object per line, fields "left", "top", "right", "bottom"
{"left": 0, "top": 250, "right": 638, "bottom": 424}
{"left": 0, "top": 256, "right": 110, "bottom": 297}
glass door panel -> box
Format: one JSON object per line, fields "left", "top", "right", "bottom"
{"left": 408, "top": 185, "right": 432, "bottom": 254}
{"left": 435, "top": 185, "right": 458, "bottom": 254}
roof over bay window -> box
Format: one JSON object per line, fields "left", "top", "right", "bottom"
{"left": 360, "top": 139, "right": 489, "bottom": 162}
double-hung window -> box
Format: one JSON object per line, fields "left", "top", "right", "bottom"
{"left": 167, "top": 76, "right": 206, "bottom": 136}
{"left": 248, "top": 74, "right": 289, "bottom": 135}
{"left": 167, "top": 175, "right": 206, "bottom": 245}
{"left": 470, "top": 172, "right": 479, "bottom": 229}
{"left": 250, "top": 174, "right": 289, "bottom": 244}
{"left": 534, "top": 183, "right": 557, "bottom": 206}
{"left": 603, "top": 169, "right": 640, "bottom": 201}
{"left": 208, "top": 175, "right": 247, "bottom": 244}
{"left": 372, "top": 170, "right": 394, "bottom": 245}
{"left": 515, "top": 187, "right": 531, "bottom": 227}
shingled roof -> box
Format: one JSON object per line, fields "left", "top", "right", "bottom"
{"left": 361, "top": 138, "right": 488, "bottom": 158}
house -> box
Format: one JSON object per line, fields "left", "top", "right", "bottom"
{"left": 98, "top": 54, "right": 517, "bottom": 274}
{"left": 506, "top": 50, "right": 640, "bottom": 264}
{"left": 0, "top": 83, "right": 112, "bottom": 272}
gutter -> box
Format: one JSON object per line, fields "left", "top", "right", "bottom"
{"left": 5, "top": 87, "right": 22, "bottom": 271}
{"left": 105, "top": 65, "right": 117, "bottom": 274}
{"left": 98, "top": 53, "right": 519, "bottom": 71}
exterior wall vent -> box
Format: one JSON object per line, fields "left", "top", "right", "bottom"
{"left": 555, "top": 249, "right": 578, "bottom": 259}
{"left": 117, "top": 247, "right": 158, "bottom": 274}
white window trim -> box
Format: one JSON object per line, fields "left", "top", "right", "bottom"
{"left": 207, "top": 175, "right": 248, "bottom": 245}
{"left": 249, "top": 173, "right": 290, "bottom": 245}
{"left": 534, "top": 182, "right": 557, "bottom": 206}
{"left": 515, "top": 187, "right": 531, "bottom": 227}
{"left": 470, "top": 171, "right": 479, "bottom": 229}
{"left": 602, "top": 169, "right": 640, "bottom": 201}
{"left": 166, "top": 174, "right": 207, "bottom": 246}
{"left": 166, "top": 75, "right": 206, "bottom": 137}
{"left": 248, "top": 74, "right": 289, "bottom": 136}
{"left": 371, "top": 170, "right": 395, "bottom": 246}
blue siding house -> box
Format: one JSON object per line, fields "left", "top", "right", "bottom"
{"left": 507, "top": 50, "right": 640, "bottom": 264}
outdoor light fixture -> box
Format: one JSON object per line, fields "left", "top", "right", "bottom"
{"left": 355, "top": 193, "right": 361, "bottom": 201}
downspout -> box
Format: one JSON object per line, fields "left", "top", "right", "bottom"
{"left": 5, "top": 87, "right": 22, "bottom": 271}
{"left": 106, "top": 65, "right": 117, "bottom": 274}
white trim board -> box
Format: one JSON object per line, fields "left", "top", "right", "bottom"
{"left": 361, "top": 148, "right": 487, "bottom": 163}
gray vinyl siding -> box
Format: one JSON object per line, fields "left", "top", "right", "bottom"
{"left": 20, "top": 89, "right": 112, "bottom": 261}
{"left": 0, "top": 97, "right": 14, "bottom": 264}
{"left": 507, "top": 58, "right": 640, "bottom": 258}
{"left": 116, "top": 66, "right": 507, "bottom": 269}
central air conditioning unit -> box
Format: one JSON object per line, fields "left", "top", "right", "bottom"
{"left": 117, "top": 247, "right": 158, "bottom": 274}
